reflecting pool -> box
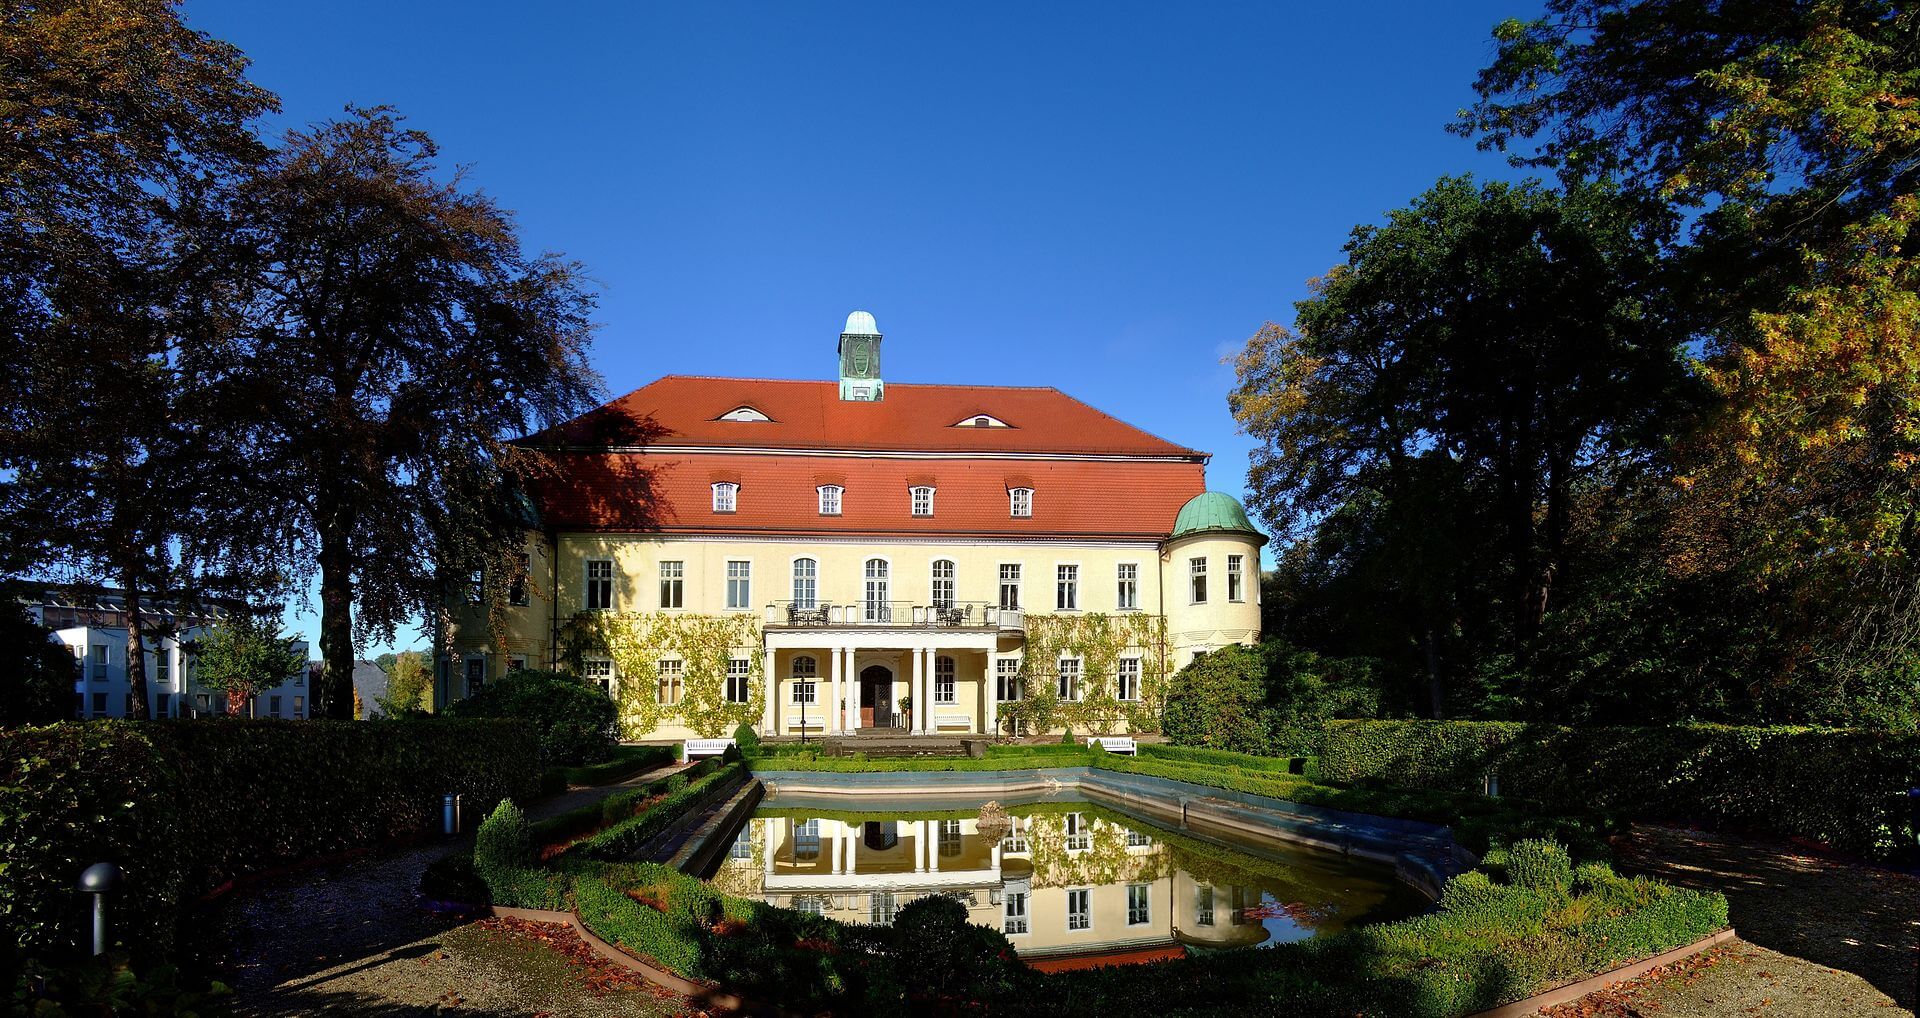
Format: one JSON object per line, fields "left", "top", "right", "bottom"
{"left": 702, "top": 800, "right": 1429, "bottom": 968}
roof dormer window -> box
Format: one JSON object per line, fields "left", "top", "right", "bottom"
{"left": 712, "top": 481, "right": 738, "bottom": 513}
{"left": 1010, "top": 487, "right": 1033, "bottom": 518}
{"left": 716, "top": 405, "right": 772, "bottom": 422}
{"left": 952, "top": 413, "right": 1012, "bottom": 428}
{"left": 910, "top": 486, "right": 935, "bottom": 517}
{"left": 818, "top": 485, "right": 842, "bottom": 516}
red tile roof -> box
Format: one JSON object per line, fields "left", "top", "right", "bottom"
{"left": 533, "top": 451, "right": 1205, "bottom": 539}
{"left": 525, "top": 377, "right": 1210, "bottom": 538}
{"left": 524, "top": 376, "right": 1206, "bottom": 459}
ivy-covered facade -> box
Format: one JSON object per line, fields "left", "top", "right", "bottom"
{"left": 436, "top": 311, "right": 1266, "bottom": 738}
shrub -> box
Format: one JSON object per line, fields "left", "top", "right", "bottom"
{"left": 1506, "top": 839, "right": 1573, "bottom": 893}
{"left": 892, "top": 894, "right": 1032, "bottom": 1007}
{"left": 1162, "top": 645, "right": 1273, "bottom": 754}
{"left": 732, "top": 722, "right": 760, "bottom": 760}
{"left": 1438, "top": 870, "right": 1507, "bottom": 913}
{"left": 445, "top": 669, "right": 616, "bottom": 766}
{"left": 557, "top": 744, "right": 677, "bottom": 787}
{"left": 474, "top": 800, "right": 532, "bottom": 882}
{"left": 1320, "top": 720, "right": 1920, "bottom": 857}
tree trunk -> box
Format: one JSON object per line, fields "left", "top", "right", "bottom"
{"left": 1424, "top": 626, "right": 1445, "bottom": 720}
{"left": 122, "top": 570, "right": 151, "bottom": 719}
{"left": 317, "top": 512, "right": 357, "bottom": 719}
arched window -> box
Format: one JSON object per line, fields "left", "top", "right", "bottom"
{"left": 1009, "top": 487, "right": 1033, "bottom": 517}
{"left": 931, "top": 559, "right": 956, "bottom": 608}
{"left": 792, "top": 558, "right": 818, "bottom": 609}
{"left": 792, "top": 655, "right": 817, "bottom": 677}
{"left": 864, "top": 559, "right": 890, "bottom": 622}
{"left": 909, "top": 486, "right": 934, "bottom": 517}
{"left": 817, "top": 485, "right": 842, "bottom": 516}
{"left": 711, "top": 481, "right": 738, "bottom": 513}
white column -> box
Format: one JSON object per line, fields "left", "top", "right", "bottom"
{"left": 984, "top": 654, "right": 999, "bottom": 737}
{"left": 845, "top": 824, "right": 858, "bottom": 873}
{"left": 929, "top": 821, "right": 941, "bottom": 873}
{"left": 827, "top": 644, "right": 842, "bottom": 736}
{"left": 765, "top": 823, "right": 776, "bottom": 879}
{"left": 761, "top": 648, "right": 776, "bottom": 735}
{"left": 842, "top": 648, "right": 857, "bottom": 731}
{"left": 915, "top": 820, "right": 928, "bottom": 872}
{"left": 991, "top": 838, "right": 1003, "bottom": 875}
{"left": 831, "top": 821, "right": 844, "bottom": 874}
{"left": 919, "top": 648, "right": 933, "bottom": 734}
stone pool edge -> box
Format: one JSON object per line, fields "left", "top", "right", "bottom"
{"left": 748, "top": 766, "right": 1470, "bottom": 901}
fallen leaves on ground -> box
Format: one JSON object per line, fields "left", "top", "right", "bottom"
{"left": 471, "top": 915, "right": 690, "bottom": 1006}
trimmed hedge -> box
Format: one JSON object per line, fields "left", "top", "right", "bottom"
{"left": 1320, "top": 720, "right": 1920, "bottom": 857}
{"left": 552, "top": 743, "right": 679, "bottom": 788}
{"left": 1, "top": 719, "right": 539, "bottom": 967}
{"left": 573, "top": 762, "right": 745, "bottom": 860}
{"left": 1138, "top": 742, "right": 1309, "bottom": 773}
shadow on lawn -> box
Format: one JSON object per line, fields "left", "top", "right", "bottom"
{"left": 1620, "top": 823, "right": 1920, "bottom": 1011}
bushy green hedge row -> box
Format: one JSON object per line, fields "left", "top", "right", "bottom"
{"left": 530, "top": 757, "right": 723, "bottom": 849}
{"left": 1137, "top": 742, "right": 1309, "bottom": 773}
{"left": 745, "top": 746, "right": 1099, "bottom": 772}
{"left": 1, "top": 719, "right": 539, "bottom": 967}
{"left": 1320, "top": 720, "right": 1920, "bottom": 857}
{"left": 552, "top": 743, "right": 679, "bottom": 787}
{"left": 572, "top": 763, "right": 745, "bottom": 860}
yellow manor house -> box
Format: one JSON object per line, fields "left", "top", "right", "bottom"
{"left": 437, "top": 312, "right": 1265, "bottom": 741}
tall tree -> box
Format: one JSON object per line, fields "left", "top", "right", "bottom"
{"left": 0, "top": 0, "right": 277, "bottom": 717}
{"left": 1458, "top": 0, "right": 1920, "bottom": 712}
{"left": 1231, "top": 177, "right": 1691, "bottom": 713}
{"left": 225, "top": 108, "right": 601, "bottom": 717}
{"left": 188, "top": 615, "right": 306, "bottom": 716}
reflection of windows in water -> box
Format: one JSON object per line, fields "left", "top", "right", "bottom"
{"left": 729, "top": 829, "right": 752, "bottom": 860}
{"left": 793, "top": 895, "right": 825, "bottom": 915}
{"left": 1230, "top": 885, "right": 1254, "bottom": 924}
{"left": 1196, "top": 885, "right": 1215, "bottom": 927}
{"left": 863, "top": 820, "right": 898, "bottom": 851}
{"left": 1067, "top": 888, "right": 1091, "bottom": 931}
{"left": 939, "top": 820, "right": 963, "bottom": 857}
{"left": 1064, "top": 812, "right": 1091, "bottom": 852}
{"left": 792, "top": 819, "right": 820, "bottom": 861}
{"left": 1125, "top": 828, "right": 1152, "bottom": 848}
{"left": 1127, "top": 883, "right": 1151, "bottom": 926}
{"left": 1003, "top": 891, "right": 1029, "bottom": 934}
{"left": 870, "top": 891, "right": 897, "bottom": 925}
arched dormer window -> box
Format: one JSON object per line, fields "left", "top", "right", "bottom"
{"left": 716, "top": 405, "right": 772, "bottom": 422}
{"left": 910, "top": 486, "right": 934, "bottom": 517}
{"left": 1009, "top": 487, "right": 1033, "bottom": 518}
{"left": 817, "top": 485, "right": 842, "bottom": 516}
{"left": 712, "top": 481, "right": 738, "bottom": 513}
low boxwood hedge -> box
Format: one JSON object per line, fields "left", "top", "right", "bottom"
{"left": 1320, "top": 720, "right": 1920, "bottom": 858}
{"left": 549, "top": 743, "right": 679, "bottom": 788}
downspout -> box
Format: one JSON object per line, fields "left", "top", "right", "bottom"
{"left": 548, "top": 528, "right": 561, "bottom": 672}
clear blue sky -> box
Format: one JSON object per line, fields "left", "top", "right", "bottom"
{"left": 181, "top": 1, "right": 1531, "bottom": 658}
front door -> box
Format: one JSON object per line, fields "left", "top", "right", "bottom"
{"left": 861, "top": 665, "right": 893, "bottom": 728}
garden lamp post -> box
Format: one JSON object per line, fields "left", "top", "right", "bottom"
{"left": 77, "top": 862, "right": 124, "bottom": 956}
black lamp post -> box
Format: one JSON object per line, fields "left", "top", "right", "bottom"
{"left": 77, "top": 862, "right": 124, "bottom": 956}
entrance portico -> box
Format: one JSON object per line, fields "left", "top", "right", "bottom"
{"left": 761, "top": 620, "right": 1006, "bottom": 736}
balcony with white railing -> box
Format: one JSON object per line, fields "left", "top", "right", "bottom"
{"left": 765, "top": 600, "right": 1025, "bottom": 637}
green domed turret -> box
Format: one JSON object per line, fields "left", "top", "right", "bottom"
{"left": 1171, "top": 492, "right": 1265, "bottom": 544}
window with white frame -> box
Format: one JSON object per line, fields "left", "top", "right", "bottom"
{"left": 1127, "top": 883, "right": 1151, "bottom": 926}
{"left": 1196, "top": 885, "right": 1215, "bottom": 926}
{"left": 870, "top": 892, "right": 897, "bottom": 926}
{"left": 1228, "top": 553, "right": 1245, "bottom": 601}
{"left": 729, "top": 829, "right": 753, "bottom": 860}
{"left": 711, "top": 481, "right": 737, "bottom": 513}
{"left": 90, "top": 644, "right": 107, "bottom": 680}
{"left": 292, "top": 695, "right": 304, "bottom": 718}
{"left": 725, "top": 560, "right": 752, "bottom": 609}
{"left": 1056, "top": 564, "right": 1078, "bottom": 610}
{"left": 931, "top": 559, "right": 955, "bottom": 608}
{"left": 1064, "top": 812, "right": 1091, "bottom": 852}
{"left": 586, "top": 559, "right": 614, "bottom": 610}
{"left": 996, "top": 658, "right": 1023, "bottom": 702}
{"left": 1126, "top": 827, "right": 1153, "bottom": 848}
{"left": 1117, "top": 657, "right": 1141, "bottom": 701}
{"left": 910, "top": 485, "right": 934, "bottom": 517}
{"left": 1189, "top": 556, "right": 1208, "bottom": 603}
{"left": 584, "top": 657, "right": 614, "bottom": 696}
{"left": 659, "top": 560, "right": 683, "bottom": 608}
{"left": 863, "top": 559, "right": 890, "bottom": 621}
{"left": 791, "top": 655, "right": 817, "bottom": 704}
{"left": 998, "top": 564, "right": 1021, "bottom": 610}
{"left": 1067, "top": 888, "right": 1091, "bottom": 931}
{"left": 726, "top": 658, "right": 751, "bottom": 703}
{"left": 510, "top": 552, "right": 531, "bottom": 606}
{"left": 792, "top": 818, "right": 820, "bottom": 861}
{"left": 934, "top": 656, "right": 956, "bottom": 704}
{"left": 793, "top": 895, "right": 825, "bottom": 915}
{"left": 1003, "top": 890, "right": 1029, "bottom": 935}
{"left": 656, "top": 659, "right": 683, "bottom": 705}
{"left": 792, "top": 558, "right": 817, "bottom": 609}
{"left": 817, "top": 484, "right": 842, "bottom": 515}
{"left": 939, "top": 819, "right": 962, "bottom": 857}
{"left": 1009, "top": 487, "right": 1032, "bottom": 517}
{"left": 1116, "top": 563, "right": 1138, "bottom": 610}
{"left": 1057, "top": 657, "right": 1082, "bottom": 701}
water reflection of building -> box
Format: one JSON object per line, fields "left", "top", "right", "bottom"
{"left": 714, "top": 812, "right": 1280, "bottom": 963}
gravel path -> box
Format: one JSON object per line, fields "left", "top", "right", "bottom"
{"left": 209, "top": 762, "right": 694, "bottom": 1016}
{"left": 1539, "top": 823, "right": 1918, "bottom": 1016}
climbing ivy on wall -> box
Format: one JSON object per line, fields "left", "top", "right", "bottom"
{"left": 561, "top": 612, "right": 763, "bottom": 739}
{"left": 1003, "top": 612, "right": 1169, "bottom": 735}
{"left": 1008, "top": 809, "right": 1170, "bottom": 889}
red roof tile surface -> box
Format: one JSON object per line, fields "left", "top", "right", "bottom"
{"left": 526, "top": 377, "right": 1206, "bottom": 458}
{"left": 526, "top": 377, "right": 1209, "bottom": 539}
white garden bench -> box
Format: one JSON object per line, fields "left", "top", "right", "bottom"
{"left": 1087, "top": 736, "right": 1137, "bottom": 755}
{"left": 683, "top": 738, "right": 735, "bottom": 760}
{"left": 933, "top": 712, "right": 972, "bottom": 731}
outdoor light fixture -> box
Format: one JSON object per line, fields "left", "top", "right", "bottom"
{"left": 77, "top": 862, "right": 124, "bottom": 956}
{"left": 443, "top": 792, "right": 463, "bottom": 835}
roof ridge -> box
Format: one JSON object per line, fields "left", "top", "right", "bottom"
{"left": 646, "top": 375, "right": 1062, "bottom": 392}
